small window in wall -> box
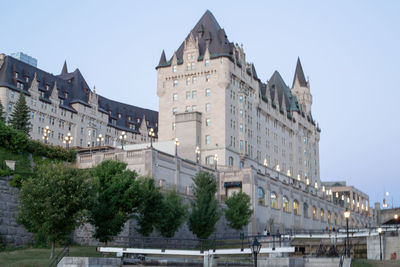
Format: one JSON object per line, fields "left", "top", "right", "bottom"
{"left": 206, "top": 74, "right": 210, "bottom": 82}
{"left": 228, "top": 156, "right": 234, "bottom": 166}
{"left": 205, "top": 103, "right": 211, "bottom": 111}
{"left": 205, "top": 59, "right": 210, "bottom": 67}
{"left": 270, "top": 192, "right": 278, "bottom": 209}
{"left": 293, "top": 200, "right": 299, "bottom": 215}
{"left": 257, "top": 187, "right": 265, "bottom": 205}
{"left": 205, "top": 118, "right": 210, "bottom": 126}
{"left": 172, "top": 65, "right": 177, "bottom": 72}
{"left": 173, "top": 93, "right": 178, "bottom": 101}
{"left": 172, "top": 107, "right": 177, "bottom": 115}
{"left": 283, "top": 196, "right": 289, "bottom": 213}
{"left": 205, "top": 135, "right": 210, "bottom": 144}
{"left": 173, "top": 80, "right": 178, "bottom": 87}
{"left": 205, "top": 88, "right": 210, "bottom": 96}
{"left": 206, "top": 155, "right": 214, "bottom": 165}
{"left": 303, "top": 203, "right": 309, "bottom": 218}
{"left": 320, "top": 208, "right": 325, "bottom": 221}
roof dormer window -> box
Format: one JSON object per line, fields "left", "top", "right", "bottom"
{"left": 14, "top": 72, "right": 18, "bottom": 79}
{"left": 118, "top": 113, "right": 121, "bottom": 119}
{"left": 25, "top": 76, "right": 29, "bottom": 83}
{"left": 46, "top": 84, "right": 50, "bottom": 91}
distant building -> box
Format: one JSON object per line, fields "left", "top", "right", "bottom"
{"left": 0, "top": 54, "right": 158, "bottom": 148}
{"left": 10, "top": 52, "right": 37, "bottom": 67}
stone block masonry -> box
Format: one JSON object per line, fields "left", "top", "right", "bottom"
{"left": 0, "top": 176, "right": 32, "bottom": 246}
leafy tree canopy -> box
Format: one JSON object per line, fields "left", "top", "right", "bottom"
{"left": 17, "top": 162, "right": 91, "bottom": 258}
{"left": 188, "top": 171, "right": 221, "bottom": 239}
{"left": 155, "top": 189, "right": 188, "bottom": 238}
{"left": 224, "top": 191, "right": 253, "bottom": 230}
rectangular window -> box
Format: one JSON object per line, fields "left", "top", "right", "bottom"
{"left": 185, "top": 106, "right": 190, "bottom": 112}
{"left": 186, "top": 77, "right": 191, "bottom": 85}
{"left": 206, "top": 88, "right": 210, "bottom": 96}
{"left": 172, "top": 107, "right": 177, "bottom": 115}
{"left": 192, "top": 90, "right": 197, "bottom": 98}
{"left": 173, "top": 65, "right": 177, "bottom": 72}
{"left": 205, "top": 74, "right": 210, "bottom": 82}
{"left": 172, "top": 122, "right": 176, "bottom": 131}
{"left": 206, "top": 118, "right": 210, "bottom": 126}
{"left": 173, "top": 80, "right": 178, "bottom": 87}
{"left": 186, "top": 63, "right": 191, "bottom": 71}
{"left": 205, "top": 59, "right": 210, "bottom": 67}
{"left": 192, "top": 76, "right": 197, "bottom": 84}
{"left": 205, "top": 135, "right": 210, "bottom": 145}
{"left": 186, "top": 91, "right": 190, "bottom": 100}
{"left": 173, "top": 93, "right": 178, "bottom": 101}
{"left": 192, "top": 105, "right": 197, "bottom": 111}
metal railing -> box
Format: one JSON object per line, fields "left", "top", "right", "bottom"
{"left": 48, "top": 242, "right": 70, "bottom": 267}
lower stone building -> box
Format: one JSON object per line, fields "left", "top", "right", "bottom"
{"left": 76, "top": 144, "right": 374, "bottom": 236}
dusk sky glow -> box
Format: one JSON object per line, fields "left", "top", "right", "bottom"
{"left": 2, "top": 0, "right": 399, "bottom": 207}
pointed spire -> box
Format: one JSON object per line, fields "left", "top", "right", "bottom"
{"left": 61, "top": 60, "right": 68, "bottom": 75}
{"left": 292, "top": 57, "right": 307, "bottom": 88}
{"left": 158, "top": 50, "right": 167, "bottom": 66}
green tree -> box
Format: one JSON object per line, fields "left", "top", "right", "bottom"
{"left": 17, "top": 162, "right": 91, "bottom": 258}
{"left": 188, "top": 171, "right": 221, "bottom": 239}
{"left": 88, "top": 160, "right": 141, "bottom": 244}
{"left": 155, "top": 190, "right": 188, "bottom": 238}
{"left": 134, "top": 177, "right": 163, "bottom": 236}
{"left": 224, "top": 191, "right": 253, "bottom": 230}
{"left": 0, "top": 99, "right": 5, "bottom": 123}
{"left": 8, "top": 91, "right": 31, "bottom": 135}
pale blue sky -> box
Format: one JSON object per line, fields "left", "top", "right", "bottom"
{"left": 2, "top": 0, "right": 399, "bottom": 206}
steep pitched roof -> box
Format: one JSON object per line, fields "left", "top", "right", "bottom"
{"left": 158, "top": 50, "right": 167, "bottom": 66}
{"left": 292, "top": 57, "right": 307, "bottom": 88}
{"left": 264, "top": 71, "right": 299, "bottom": 112}
{"left": 61, "top": 60, "right": 68, "bottom": 75}
{"left": 157, "top": 10, "right": 233, "bottom": 68}
{"left": 0, "top": 55, "right": 159, "bottom": 133}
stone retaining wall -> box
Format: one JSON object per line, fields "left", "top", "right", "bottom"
{"left": 0, "top": 176, "right": 32, "bottom": 246}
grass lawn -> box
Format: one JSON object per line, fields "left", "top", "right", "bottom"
{"left": 0, "top": 246, "right": 110, "bottom": 267}
{"left": 352, "top": 258, "right": 400, "bottom": 267}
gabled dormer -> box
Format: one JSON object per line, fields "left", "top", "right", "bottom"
{"left": 28, "top": 72, "right": 39, "bottom": 94}
{"left": 88, "top": 86, "right": 99, "bottom": 109}
{"left": 272, "top": 85, "right": 279, "bottom": 109}
{"left": 50, "top": 81, "right": 59, "bottom": 100}
{"left": 183, "top": 32, "right": 199, "bottom": 70}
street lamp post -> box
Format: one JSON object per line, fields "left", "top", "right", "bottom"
{"left": 394, "top": 214, "right": 399, "bottom": 235}
{"left": 148, "top": 128, "right": 155, "bottom": 148}
{"left": 119, "top": 131, "right": 127, "bottom": 149}
{"left": 195, "top": 146, "right": 200, "bottom": 164}
{"left": 174, "top": 138, "right": 179, "bottom": 156}
{"left": 42, "top": 126, "right": 51, "bottom": 144}
{"left": 96, "top": 134, "right": 104, "bottom": 147}
{"left": 63, "top": 132, "right": 73, "bottom": 149}
{"left": 344, "top": 209, "right": 351, "bottom": 257}
{"left": 378, "top": 227, "right": 383, "bottom": 261}
{"left": 214, "top": 154, "right": 218, "bottom": 170}
{"left": 250, "top": 237, "right": 262, "bottom": 267}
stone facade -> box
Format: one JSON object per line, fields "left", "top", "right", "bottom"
{"left": 0, "top": 176, "right": 32, "bottom": 246}
{"left": 76, "top": 147, "right": 374, "bottom": 234}
{"left": 156, "top": 11, "right": 321, "bottom": 193}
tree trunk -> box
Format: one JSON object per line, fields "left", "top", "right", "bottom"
{"left": 50, "top": 241, "right": 55, "bottom": 259}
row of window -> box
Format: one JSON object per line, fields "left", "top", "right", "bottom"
{"left": 171, "top": 59, "right": 210, "bottom": 73}
{"left": 173, "top": 74, "right": 211, "bottom": 87}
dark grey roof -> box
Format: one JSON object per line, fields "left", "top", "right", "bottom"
{"left": 157, "top": 10, "right": 233, "bottom": 69}
{"left": 292, "top": 57, "right": 307, "bottom": 88}
{"left": 98, "top": 95, "right": 158, "bottom": 134}
{"left": 263, "top": 71, "right": 299, "bottom": 112}
{"left": 0, "top": 55, "right": 158, "bottom": 134}
{"left": 61, "top": 60, "right": 68, "bottom": 75}
{"left": 158, "top": 50, "right": 167, "bottom": 66}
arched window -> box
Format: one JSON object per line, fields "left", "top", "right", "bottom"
{"left": 303, "top": 203, "right": 309, "bottom": 218}
{"left": 270, "top": 192, "right": 278, "bottom": 209}
{"left": 312, "top": 206, "right": 317, "bottom": 219}
{"left": 334, "top": 213, "right": 338, "bottom": 225}
{"left": 320, "top": 208, "right": 325, "bottom": 221}
{"left": 257, "top": 187, "right": 265, "bottom": 205}
{"left": 228, "top": 156, "right": 234, "bottom": 166}
{"left": 328, "top": 211, "right": 331, "bottom": 224}
{"left": 283, "top": 196, "right": 289, "bottom": 213}
{"left": 293, "top": 200, "right": 299, "bottom": 215}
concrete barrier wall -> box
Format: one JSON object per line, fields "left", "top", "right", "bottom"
{"left": 258, "top": 257, "right": 351, "bottom": 267}
{"left": 57, "top": 257, "right": 121, "bottom": 267}
{"left": 368, "top": 235, "right": 400, "bottom": 260}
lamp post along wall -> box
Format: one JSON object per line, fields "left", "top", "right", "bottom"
{"left": 64, "top": 132, "right": 73, "bottom": 149}
{"left": 344, "top": 209, "right": 351, "bottom": 258}
{"left": 174, "top": 138, "right": 179, "bottom": 156}
{"left": 148, "top": 128, "right": 155, "bottom": 148}
{"left": 119, "top": 131, "right": 127, "bottom": 149}
{"left": 378, "top": 227, "right": 383, "bottom": 261}
{"left": 42, "top": 125, "right": 51, "bottom": 144}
